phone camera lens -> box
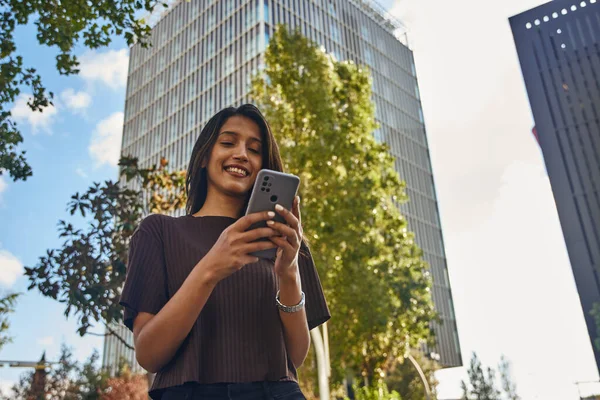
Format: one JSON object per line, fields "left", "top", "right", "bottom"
{"left": 264, "top": 176, "right": 270, "bottom": 181}
{"left": 270, "top": 195, "right": 278, "bottom": 202}
{"left": 262, "top": 182, "right": 268, "bottom": 186}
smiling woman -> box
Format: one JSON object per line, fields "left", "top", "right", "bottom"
{"left": 119, "top": 104, "right": 330, "bottom": 400}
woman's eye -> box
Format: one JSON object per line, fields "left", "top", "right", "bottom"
{"left": 249, "top": 148, "right": 260, "bottom": 154}
{"left": 221, "top": 142, "right": 233, "bottom": 146}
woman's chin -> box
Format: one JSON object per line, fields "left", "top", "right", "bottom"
{"left": 222, "top": 184, "right": 252, "bottom": 198}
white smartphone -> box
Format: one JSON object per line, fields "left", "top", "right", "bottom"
{"left": 245, "top": 169, "right": 300, "bottom": 259}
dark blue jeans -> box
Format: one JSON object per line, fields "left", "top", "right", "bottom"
{"left": 161, "top": 381, "right": 306, "bottom": 400}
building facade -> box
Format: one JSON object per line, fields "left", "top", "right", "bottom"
{"left": 105, "top": 0, "right": 462, "bottom": 372}
{"left": 510, "top": 0, "right": 600, "bottom": 371}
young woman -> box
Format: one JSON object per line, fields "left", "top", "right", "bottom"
{"left": 120, "top": 104, "right": 330, "bottom": 400}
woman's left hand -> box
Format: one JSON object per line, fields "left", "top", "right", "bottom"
{"left": 268, "top": 196, "right": 303, "bottom": 280}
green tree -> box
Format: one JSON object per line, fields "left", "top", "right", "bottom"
{"left": 24, "top": 156, "right": 185, "bottom": 347}
{"left": 351, "top": 381, "right": 402, "bottom": 400}
{"left": 1, "top": 0, "right": 167, "bottom": 182}
{"left": 250, "top": 26, "right": 436, "bottom": 388}
{"left": 498, "top": 356, "right": 519, "bottom": 400}
{"left": 0, "top": 292, "right": 19, "bottom": 351}
{"left": 461, "top": 353, "right": 500, "bottom": 400}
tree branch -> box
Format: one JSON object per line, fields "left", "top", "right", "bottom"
{"left": 103, "top": 324, "right": 135, "bottom": 351}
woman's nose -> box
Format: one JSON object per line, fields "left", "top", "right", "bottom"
{"left": 233, "top": 145, "right": 249, "bottom": 161}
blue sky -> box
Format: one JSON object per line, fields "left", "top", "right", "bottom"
{"left": 1, "top": 0, "right": 599, "bottom": 399}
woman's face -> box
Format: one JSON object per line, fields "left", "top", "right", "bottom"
{"left": 204, "top": 115, "right": 264, "bottom": 199}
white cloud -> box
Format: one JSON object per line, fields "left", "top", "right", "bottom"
{"left": 79, "top": 49, "right": 129, "bottom": 89}
{"left": 60, "top": 88, "right": 92, "bottom": 112}
{"left": 0, "top": 248, "right": 23, "bottom": 288}
{"left": 10, "top": 93, "right": 58, "bottom": 134}
{"left": 89, "top": 112, "right": 124, "bottom": 167}
{"left": 37, "top": 336, "right": 54, "bottom": 346}
{"left": 0, "top": 175, "right": 7, "bottom": 202}
{"left": 75, "top": 168, "right": 88, "bottom": 178}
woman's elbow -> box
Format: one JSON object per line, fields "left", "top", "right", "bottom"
{"left": 292, "top": 355, "right": 307, "bottom": 369}
{"left": 136, "top": 350, "right": 161, "bottom": 374}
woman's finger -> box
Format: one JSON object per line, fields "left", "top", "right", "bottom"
{"left": 275, "top": 204, "right": 299, "bottom": 231}
{"left": 240, "top": 227, "right": 278, "bottom": 242}
{"left": 293, "top": 196, "right": 302, "bottom": 225}
{"left": 243, "top": 240, "right": 278, "bottom": 254}
{"left": 266, "top": 220, "right": 299, "bottom": 246}
{"left": 234, "top": 210, "right": 276, "bottom": 231}
{"left": 270, "top": 235, "right": 295, "bottom": 253}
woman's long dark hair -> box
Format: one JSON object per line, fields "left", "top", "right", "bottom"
{"left": 185, "top": 104, "right": 284, "bottom": 215}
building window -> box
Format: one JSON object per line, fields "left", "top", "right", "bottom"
{"left": 246, "top": 4, "right": 255, "bottom": 29}
{"left": 188, "top": 107, "right": 195, "bottom": 131}
{"left": 361, "top": 25, "right": 370, "bottom": 42}
{"left": 365, "top": 47, "right": 373, "bottom": 66}
{"left": 207, "top": 97, "right": 214, "bottom": 118}
{"left": 208, "top": 8, "right": 216, "bottom": 30}
{"left": 330, "top": 22, "right": 339, "bottom": 43}
{"left": 207, "top": 39, "right": 215, "bottom": 57}
{"left": 226, "top": 0, "right": 234, "bottom": 15}
{"left": 264, "top": 0, "right": 269, "bottom": 24}
{"left": 373, "top": 128, "right": 383, "bottom": 143}
{"left": 206, "top": 65, "right": 214, "bottom": 87}
{"left": 329, "top": 1, "right": 336, "bottom": 16}
{"left": 224, "top": 50, "right": 234, "bottom": 76}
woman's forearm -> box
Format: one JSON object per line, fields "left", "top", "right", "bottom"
{"left": 134, "top": 258, "right": 217, "bottom": 373}
{"left": 278, "top": 272, "right": 311, "bottom": 368}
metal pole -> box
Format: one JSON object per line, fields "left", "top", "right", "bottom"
{"left": 407, "top": 354, "right": 431, "bottom": 400}
{"left": 310, "top": 326, "right": 330, "bottom": 400}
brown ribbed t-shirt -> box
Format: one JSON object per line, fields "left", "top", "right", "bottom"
{"left": 119, "top": 214, "right": 330, "bottom": 399}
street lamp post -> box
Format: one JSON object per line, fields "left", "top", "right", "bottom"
{"left": 406, "top": 353, "right": 433, "bottom": 400}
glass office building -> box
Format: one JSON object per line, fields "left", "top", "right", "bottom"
{"left": 104, "top": 0, "right": 462, "bottom": 372}
{"left": 510, "top": 0, "right": 600, "bottom": 372}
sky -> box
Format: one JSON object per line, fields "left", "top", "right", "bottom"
{"left": 0, "top": 0, "right": 598, "bottom": 399}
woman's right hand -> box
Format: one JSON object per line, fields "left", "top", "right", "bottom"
{"left": 199, "top": 211, "right": 278, "bottom": 284}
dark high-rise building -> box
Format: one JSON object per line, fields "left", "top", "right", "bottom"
{"left": 104, "top": 0, "right": 462, "bottom": 373}
{"left": 510, "top": 0, "right": 600, "bottom": 371}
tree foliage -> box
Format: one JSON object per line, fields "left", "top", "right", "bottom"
{"left": 24, "top": 156, "right": 185, "bottom": 346}
{"left": 250, "top": 26, "right": 436, "bottom": 385}
{"left": 0, "top": 292, "right": 19, "bottom": 351}
{"left": 0, "top": 0, "right": 167, "bottom": 182}
{"left": 461, "top": 353, "right": 501, "bottom": 400}
{"left": 498, "top": 356, "right": 519, "bottom": 400}
{"left": 2, "top": 344, "right": 147, "bottom": 400}
{"left": 351, "top": 381, "right": 402, "bottom": 400}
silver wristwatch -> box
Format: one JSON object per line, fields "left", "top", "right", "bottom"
{"left": 276, "top": 291, "right": 306, "bottom": 313}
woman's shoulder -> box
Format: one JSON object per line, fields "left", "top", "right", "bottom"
{"left": 135, "top": 213, "right": 186, "bottom": 237}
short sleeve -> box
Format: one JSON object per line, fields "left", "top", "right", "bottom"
{"left": 119, "top": 215, "right": 168, "bottom": 331}
{"left": 298, "top": 243, "right": 331, "bottom": 330}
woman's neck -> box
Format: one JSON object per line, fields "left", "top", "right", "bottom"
{"left": 195, "top": 190, "right": 246, "bottom": 218}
